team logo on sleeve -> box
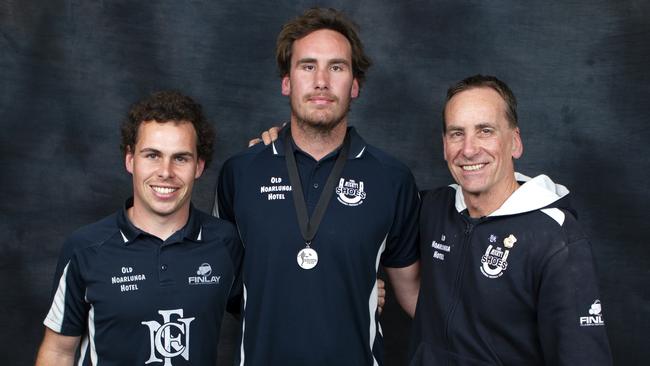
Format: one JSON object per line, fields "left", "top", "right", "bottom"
{"left": 579, "top": 300, "right": 605, "bottom": 326}
{"left": 336, "top": 178, "right": 366, "bottom": 206}
{"left": 142, "top": 309, "right": 195, "bottom": 365}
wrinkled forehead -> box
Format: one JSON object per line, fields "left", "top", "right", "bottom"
{"left": 444, "top": 88, "right": 509, "bottom": 128}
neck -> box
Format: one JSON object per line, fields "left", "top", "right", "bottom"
{"left": 290, "top": 119, "right": 348, "bottom": 161}
{"left": 463, "top": 178, "right": 520, "bottom": 218}
{"left": 127, "top": 204, "right": 190, "bottom": 241}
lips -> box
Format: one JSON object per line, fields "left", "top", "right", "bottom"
{"left": 150, "top": 185, "right": 179, "bottom": 195}
{"left": 306, "top": 93, "right": 336, "bottom": 103}
{"left": 461, "top": 163, "right": 486, "bottom": 171}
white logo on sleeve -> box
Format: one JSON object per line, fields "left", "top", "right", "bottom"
{"left": 579, "top": 300, "right": 605, "bottom": 326}
{"left": 336, "top": 178, "right": 366, "bottom": 206}
{"left": 142, "top": 309, "right": 195, "bottom": 365}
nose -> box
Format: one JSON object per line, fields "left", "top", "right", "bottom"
{"left": 315, "top": 67, "right": 329, "bottom": 90}
{"left": 158, "top": 158, "right": 175, "bottom": 179}
{"left": 461, "top": 136, "right": 480, "bottom": 158}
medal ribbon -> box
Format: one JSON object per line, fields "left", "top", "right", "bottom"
{"left": 285, "top": 129, "right": 351, "bottom": 247}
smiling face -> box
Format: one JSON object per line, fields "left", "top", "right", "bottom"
{"left": 125, "top": 120, "right": 205, "bottom": 226}
{"left": 443, "top": 87, "right": 523, "bottom": 209}
{"left": 281, "top": 29, "right": 359, "bottom": 132}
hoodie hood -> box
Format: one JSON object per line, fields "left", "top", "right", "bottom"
{"left": 452, "top": 173, "right": 574, "bottom": 224}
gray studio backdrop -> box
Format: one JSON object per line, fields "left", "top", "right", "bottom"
{"left": 1, "top": 1, "right": 648, "bottom": 365}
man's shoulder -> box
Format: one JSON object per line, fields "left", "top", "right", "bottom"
{"left": 192, "top": 208, "right": 239, "bottom": 240}
{"left": 61, "top": 211, "right": 121, "bottom": 259}
{"left": 359, "top": 143, "right": 417, "bottom": 188}
{"left": 221, "top": 143, "right": 273, "bottom": 172}
{"left": 421, "top": 186, "right": 456, "bottom": 204}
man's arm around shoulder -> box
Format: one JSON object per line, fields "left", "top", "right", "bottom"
{"left": 385, "top": 260, "right": 420, "bottom": 318}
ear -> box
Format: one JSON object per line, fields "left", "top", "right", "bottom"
{"left": 442, "top": 133, "right": 449, "bottom": 161}
{"left": 511, "top": 127, "right": 523, "bottom": 159}
{"left": 194, "top": 159, "right": 206, "bottom": 179}
{"left": 125, "top": 148, "right": 134, "bottom": 174}
{"left": 281, "top": 75, "right": 291, "bottom": 96}
{"left": 350, "top": 78, "right": 359, "bottom": 99}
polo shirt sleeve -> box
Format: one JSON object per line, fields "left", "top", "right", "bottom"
{"left": 214, "top": 158, "right": 237, "bottom": 224}
{"left": 536, "top": 219, "right": 612, "bottom": 365}
{"left": 43, "top": 252, "right": 89, "bottom": 336}
{"left": 381, "top": 168, "right": 420, "bottom": 268}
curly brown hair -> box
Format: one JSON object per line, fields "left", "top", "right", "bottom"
{"left": 120, "top": 90, "right": 215, "bottom": 167}
{"left": 276, "top": 7, "right": 372, "bottom": 88}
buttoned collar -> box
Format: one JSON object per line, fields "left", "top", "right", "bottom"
{"left": 271, "top": 126, "right": 368, "bottom": 160}
{"left": 117, "top": 197, "right": 203, "bottom": 245}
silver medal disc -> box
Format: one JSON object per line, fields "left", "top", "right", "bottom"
{"left": 297, "top": 247, "right": 318, "bottom": 270}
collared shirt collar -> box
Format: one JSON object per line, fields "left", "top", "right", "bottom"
{"left": 271, "top": 126, "right": 367, "bottom": 160}
{"left": 117, "top": 197, "right": 203, "bottom": 245}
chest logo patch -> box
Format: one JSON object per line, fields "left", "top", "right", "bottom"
{"left": 188, "top": 263, "right": 221, "bottom": 285}
{"left": 111, "top": 266, "right": 146, "bottom": 292}
{"left": 260, "top": 176, "right": 292, "bottom": 201}
{"left": 336, "top": 178, "right": 366, "bottom": 206}
{"left": 142, "top": 309, "right": 195, "bottom": 364}
{"left": 480, "top": 234, "right": 517, "bottom": 279}
{"left": 480, "top": 245, "right": 509, "bottom": 278}
{"left": 432, "top": 234, "right": 450, "bottom": 261}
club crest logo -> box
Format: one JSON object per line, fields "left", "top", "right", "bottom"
{"left": 142, "top": 309, "right": 195, "bottom": 365}
{"left": 480, "top": 244, "right": 510, "bottom": 279}
{"left": 336, "top": 178, "right": 366, "bottom": 206}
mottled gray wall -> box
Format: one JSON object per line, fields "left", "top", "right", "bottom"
{"left": 1, "top": 1, "right": 648, "bottom": 365}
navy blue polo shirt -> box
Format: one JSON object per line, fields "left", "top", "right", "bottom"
{"left": 215, "top": 127, "right": 419, "bottom": 366}
{"left": 43, "top": 199, "right": 242, "bottom": 365}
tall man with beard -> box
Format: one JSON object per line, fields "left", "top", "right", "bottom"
{"left": 410, "top": 75, "right": 612, "bottom": 365}
{"left": 214, "top": 8, "right": 420, "bottom": 366}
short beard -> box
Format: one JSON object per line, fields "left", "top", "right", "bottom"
{"left": 291, "top": 100, "right": 351, "bottom": 136}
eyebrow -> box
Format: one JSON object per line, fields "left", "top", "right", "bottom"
{"left": 172, "top": 152, "right": 195, "bottom": 159}
{"left": 328, "top": 58, "right": 350, "bottom": 66}
{"left": 296, "top": 57, "right": 351, "bottom": 66}
{"left": 445, "top": 125, "right": 464, "bottom": 132}
{"left": 139, "top": 147, "right": 161, "bottom": 154}
{"left": 296, "top": 57, "right": 317, "bottom": 65}
{"left": 139, "top": 148, "right": 194, "bottom": 158}
{"left": 474, "top": 123, "right": 496, "bottom": 130}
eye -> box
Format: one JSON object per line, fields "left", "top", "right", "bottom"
{"left": 479, "top": 128, "right": 493, "bottom": 136}
{"left": 145, "top": 153, "right": 158, "bottom": 159}
{"left": 301, "top": 64, "right": 315, "bottom": 71}
{"left": 331, "top": 64, "right": 344, "bottom": 71}
{"left": 174, "top": 156, "right": 188, "bottom": 163}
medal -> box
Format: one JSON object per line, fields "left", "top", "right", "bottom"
{"left": 284, "top": 128, "right": 351, "bottom": 270}
{"left": 297, "top": 246, "right": 319, "bottom": 269}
